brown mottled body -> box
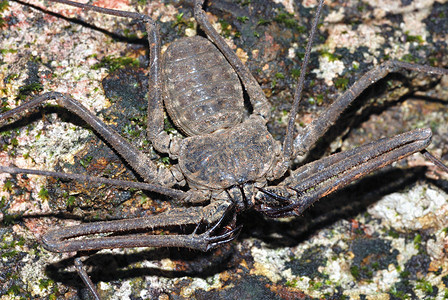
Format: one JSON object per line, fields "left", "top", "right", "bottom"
{"left": 179, "top": 116, "right": 278, "bottom": 190}
{"left": 0, "top": 0, "right": 447, "bottom": 298}
{"left": 162, "top": 36, "right": 244, "bottom": 136}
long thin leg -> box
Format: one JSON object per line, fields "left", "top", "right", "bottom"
{"left": 193, "top": 0, "right": 271, "bottom": 121}
{"left": 0, "top": 165, "right": 185, "bottom": 200}
{"left": 283, "top": 0, "right": 325, "bottom": 162}
{"left": 422, "top": 150, "right": 448, "bottom": 174}
{"left": 256, "top": 128, "right": 436, "bottom": 217}
{"left": 74, "top": 258, "right": 101, "bottom": 300}
{"left": 0, "top": 92, "right": 177, "bottom": 187}
{"left": 42, "top": 201, "right": 240, "bottom": 253}
{"left": 72, "top": 208, "right": 241, "bottom": 300}
{"left": 293, "top": 60, "right": 448, "bottom": 157}
{"left": 45, "top": 0, "right": 180, "bottom": 156}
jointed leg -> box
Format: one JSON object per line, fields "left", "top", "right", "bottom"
{"left": 0, "top": 165, "right": 186, "bottom": 200}
{"left": 282, "top": 0, "right": 325, "bottom": 162}
{"left": 47, "top": 0, "right": 272, "bottom": 155}
{"left": 58, "top": 201, "right": 240, "bottom": 300}
{"left": 74, "top": 258, "right": 101, "bottom": 300}
{"left": 0, "top": 92, "right": 178, "bottom": 186}
{"left": 3, "top": 0, "right": 181, "bottom": 183}
{"left": 293, "top": 60, "right": 448, "bottom": 157}
{"left": 193, "top": 0, "right": 271, "bottom": 121}
{"left": 256, "top": 128, "right": 439, "bottom": 217}
{"left": 46, "top": 0, "right": 181, "bottom": 157}
{"left": 42, "top": 200, "right": 239, "bottom": 253}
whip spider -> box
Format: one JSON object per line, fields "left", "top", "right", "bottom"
{"left": 1, "top": 0, "right": 447, "bottom": 298}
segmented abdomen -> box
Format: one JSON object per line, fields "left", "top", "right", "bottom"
{"left": 162, "top": 36, "right": 244, "bottom": 136}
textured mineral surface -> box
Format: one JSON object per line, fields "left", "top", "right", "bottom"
{"left": 1, "top": 0, "right": 447, "bottom": 299}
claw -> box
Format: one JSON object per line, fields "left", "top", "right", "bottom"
{"left": 191, "top": 202, "right": 241, "bottom": 251}
{"left": 256, "top": 186, "right": 304, "bottom": 218}
{"left": 192, "top": 201, "right": 234, "bottom": 235}
{"left": 257, "top": 203, "right": 300, "bottom": 218}
{"left": 206, "top": 224, "right": 242, "bottom": 243}
{"left": 205, "top": 225, "right": 243, "bottom": 251}
{"left": 256, "top": 187, "right": 292, "bottom": 203}
{"left": 207, "top": 205, "right": 231, "bottom": 233}
{"left": 287, "top": 186, "right": 304, "bottom": 198}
